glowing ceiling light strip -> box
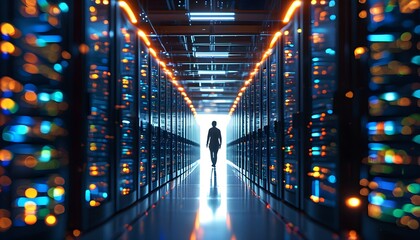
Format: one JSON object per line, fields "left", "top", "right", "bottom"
{"left": 138, "top": 30, "right": 151, "bottom": 46}
{"left": 283, "top": 0, "right": 302, "bottom": 23}
{"left": 118, "top": 1, "right": 138, "bottom": 24}
{"left": 190, "top": 12, "right": 235, "bottom": 16}
{"left": 190, "top": 17, "right": 235, "bottom": 21}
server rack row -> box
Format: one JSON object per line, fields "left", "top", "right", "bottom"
{"left": 0, "top": 1, "right": 200, "bottom": 239}
{"left": 227, "top": 1, "right": 419, "bottom": 239}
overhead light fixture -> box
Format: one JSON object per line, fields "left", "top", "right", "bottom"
{"left": 189, "top": 12, "right": 235, "bottom": 21}
{"left": 199, "top": 88, "right": 224, "bottom": 92}
{"left": 197, "top": 70, "right": 226, "bottom": 75}
{"left": 194, "top": 52, "right": 229, "bottom": 58}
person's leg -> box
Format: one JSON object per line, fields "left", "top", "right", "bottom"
{"left": 213, "top": 148, "right": 219, "bottom": 166}
{"left": 210, "top": 149, "right": 215, "bottom": 166}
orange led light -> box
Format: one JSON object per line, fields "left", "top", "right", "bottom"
{"left": 346, "top": 197, "right": 361, "bottom": 208}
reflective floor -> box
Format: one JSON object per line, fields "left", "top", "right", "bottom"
{"left": 81, "top": 159, "right": 338, "bottom": 240}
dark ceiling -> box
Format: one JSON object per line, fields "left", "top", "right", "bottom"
{"left": 133, "top": 0, "right": 291, "bottom": 114}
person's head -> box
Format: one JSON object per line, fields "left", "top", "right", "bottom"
{"left": 212, "top": 121, "right": 217, "bottom": 127}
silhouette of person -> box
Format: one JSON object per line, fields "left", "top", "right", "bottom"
{"left": 206, "top": 121, "right": 222, "bottom": 167}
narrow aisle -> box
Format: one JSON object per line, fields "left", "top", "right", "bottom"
{"left": 116, "top": 160, "right": 304, "bottom": 240}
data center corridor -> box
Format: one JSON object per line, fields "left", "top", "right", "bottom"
{"left": 1, "top": 0, "right": 419, "bottom": 240}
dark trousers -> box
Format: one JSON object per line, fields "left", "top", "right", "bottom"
{"left": 209, "top": 147, "right": 219, "bottom": 166}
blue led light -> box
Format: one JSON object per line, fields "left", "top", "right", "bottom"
{"left": 312, "top": 132, "right": 321, "bottom": 137}
{"left": 325, "top": 48, "right": 336, "bottom": 55}
{"left": 413, "top": 90, "right": 420, "bottom": 99}
{"left": 314, "top": 79, "right": 320, "bottom": 84}
{"left": 51, "top": 91, "right": 63, "bottom": 102}
{"left": 40, "top": 121, "right": 51, "bottom": 134}
{"left": 31, "top": 24, "right": 51, "bottom": 32}
{"left": 85, "top": 190, "right": 91, "bottom": 202}
{"left": 16, "top": 197, "right": 50, "bottom": 207}
{"left": 384, "top": 121, "right": 396, "bottom": 135}
{"left": 24, "top": 84, "right": 37, "bottom": 91}
{"left": 34, "top": 183, "right": 49, "bottom": 192}
{"left": 312, "top": 114, "right": 321, "bottom": 119}
{"left": 54, "top": 64, "right": 63, "bottom": 73}
{"left": 329, "top": 1, "right": 336, "bottom": 7}
{"left": 11, "top": 125, "right": 30, "bottom": 135}
{"left": 39, "top": 35, "right": 63, "bottom": 43}
{"left": 368, "top": 96, "right": 379, "bottom": 104}
{"left": 330, "top": 15, "right": 336, "bottom": 21}
{"left": 413, "top": 135, "right": 420, "bottom": 144}
{"left": 378, "top": 179, "right": 395, "bottom": 191}
{"left": 58, "top": 2, "right": 69, "bottom": 12}
{"left": 415, "top": 25, "right": 420, "bottom": 34}
{"left": 412, "top": 56, "right": 420, "bottom": 65}
{"left": 35, "top": 39, "right": 47, "bottom": 47}
{"left": 314, "top": 180, "right": 320, "bottom": 197}
{"left": 380, "top": 92, "right": 399, "bottom": 101}
{"left": 38, "top": 92, "right": 50, "bottom": 102}
{"left": 367, "top": 34, "right": 395, "bottom": 42}
{"left": 370, "top": 195, "right": 385, "bottom": 205}
{"left": 327, "top": 110, "right": 333, "bottom": 114}
{"left": 312, "top": 151, "right": 321, "bottom": 156}
{"left": 312, "top": 57, "right": 320, "bottom": 62}
{"left": 312, "top": 147, "right": 321, "bottom": 151}
{"left": 102, "top": 192, "right": 108, "bottom": 198}
{"left": 328, "top": 175, "right": 336, "bottom": 184}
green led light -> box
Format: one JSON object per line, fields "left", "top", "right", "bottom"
{"left": 392, "top": 209, "right": 405, "bottom": 218}
{"left": 407, "top": 183, "right": 420, "bottom": 194}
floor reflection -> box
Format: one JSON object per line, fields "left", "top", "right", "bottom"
{"left": 199, "top": 159, "right": 226, "bottom": 223}
{"left": 207, "top": 168, "right": 221, "bottom": 213}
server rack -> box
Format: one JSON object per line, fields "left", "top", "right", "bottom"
{"left": 359, "top": 1, "right": 420, "bottom": 239}
{"left": 171, "top": 87, "right": 177, "bottom": 178}
{"left": 254, "top": 69, "right": 262, "bottom": 186}
{"left": 165, "top": 79, "right": 172, "bottom": 180}
{"left": 0, "top": 1, "right": 71, "bottom": 239}
{"left": 261, "top": 62, "right": 269, "bottom": 189}
{"left": 268, "top": 45, "right": 281, "bottom": 196}
{"left": 78, "top": 0, "right": 116, "bottom": 230}
{"left": 281, "top": 10, "right": 303, "bottom": 208}
{"left": 138, "top": 41, "right": 149, "bottom": 198}
{"left": 158, "top": 68, "right": 167, "bottom": 184}
{"left": 115, "top": 5, "right": 138, "bottom": 210}
{"left": 149, "top": 58, "right": 159, "bottom": 190}
{"left": 303, "top": 0, "right": 362, "bottom": 235}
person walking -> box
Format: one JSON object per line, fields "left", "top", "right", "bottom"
{"left": 206, "top": 121, "right": 222, "bottom": 167}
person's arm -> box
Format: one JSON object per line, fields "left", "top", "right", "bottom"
{"left": 218, "top": 129, "right": 222, "bottom": 148}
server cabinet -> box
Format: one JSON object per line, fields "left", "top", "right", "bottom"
{"left": 360, "top": 1, "right": 420, "bottom": 239}
{"left": 159, "top": 69, "right": 167, "bottom": 184}
{"left": 165, "top": 80, "right": 172, "bottom": 180}
{"left": 115, "top": 5, "right": 138, "bottom": 210}
{"left": 0, "top": 1, "right": 71, "bottom": 239}
{"left": 176, "top": 93, "right": 183, "bottom": 175}
{"left": 138, "top": 42, "right": 149, "bottom": 198}
{"left": 149, "top": 58, "right": 159, "bottom": 190}
{"left": 268, "top": 46, "right": 281, "bottom": 196}
{"left": 303, "top": 0, "right": 362, "bottom": 234}
{"left": 260, "top": 61, "right": 269, "bottom": 189}
{"left": 281, "top": 11, "right": 303, "bottom": 208}
{"left": 254, "top": 69, "right": 262, "bottom": 186}
{"left": 79, "top": 0, "right": 116, "bottom": 230}
{"left": 171, "top": 87, "right": 178, "bottom": 178}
